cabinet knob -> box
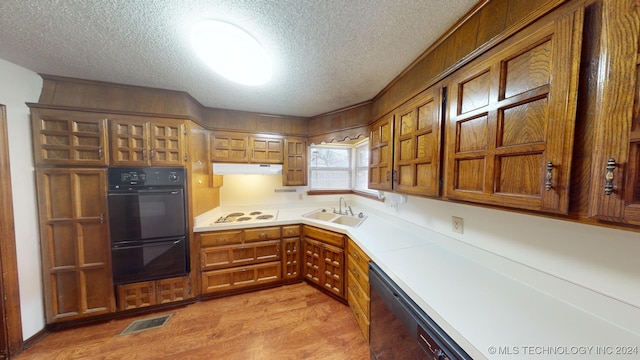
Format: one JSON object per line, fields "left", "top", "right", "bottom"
{"left": 150, "top": 148, "right": 155, "bottom": 159}
{"left": 604, "top": 158, "right": 616, "bottom": 195}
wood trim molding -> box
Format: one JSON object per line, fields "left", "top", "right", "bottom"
{"left": 0, "top": 105, "right": 24, "bottom": 357}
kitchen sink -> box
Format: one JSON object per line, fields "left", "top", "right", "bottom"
{"left": 302, "top": 208, "right": 367, "bottom": 227}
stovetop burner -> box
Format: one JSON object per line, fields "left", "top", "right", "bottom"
{"left": 212, "top": 210, "right": 278, "bottom": 225}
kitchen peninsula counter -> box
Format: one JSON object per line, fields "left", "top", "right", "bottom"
{"left": 194, "top": 204, "right": 640, "bottom": 359}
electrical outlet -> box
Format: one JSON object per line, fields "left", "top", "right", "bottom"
{"left": 452, "top": 216, "right": 464, "bottom": 234}
{"left": 389, "top": 201, "right": 398, "bottom": 211}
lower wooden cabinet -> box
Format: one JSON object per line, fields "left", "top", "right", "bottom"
{"left": 116, "top": 276, "right": 192, "bottom": 311}
{"left": 198, "top": 226, "right": 284, "bottom": 295}
{"left": 282, "top": 225, "right": 302, "bottom": 282}
{"left": 347, "top": 238, "right": 371, "bottom": 340}
{"left": 201, "top": 261, "right": 282, "bottom": 293}
{"left": 36, "top": 168, "right": 115, "bottom": 323}
{"left": 303, "top": 225, "right": 346, "bottom": 300}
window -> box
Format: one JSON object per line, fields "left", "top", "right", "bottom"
{"left": 308, "top": 139, "right": 377, "bottom": 196}
{"left": 309, "top": 145, "right": 352, "bottom": 190}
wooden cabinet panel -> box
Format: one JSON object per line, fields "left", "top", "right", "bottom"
{"left": 393, "top": 87, "right": 443, "bottom": 196}
{"left": 110, "top": 116, "right": 185, "bottom": 167}
{"left": 31, "top": 108, "right": 108, "bottom": 166}
{"left": 250, "top": 135, "right": 283, "bottom": 163}
{"left": 303, "top": 225, "right": 344, "bottom": 248}
{"left": 149, "top": 119, "right": 185, "bottom": 166}
{"left": 368, "top": 114, "right": 394, "bottom": 191}
{"left": 347, "top": 238, "right": 370, "bottom": 341}
{"left": 201, "top": 240, "right": 281, "bottom": 270}
{"left": 210, "top": 131, "right": 286, "bottom": 164}
{"left": 116, "top": 276, "right": 191, "bottom": 310}
{"left": 587, "top": 0, "right": 640, "bottom": 225}
{"left": 198, "top": 230, "right": 243, "bottom": 247}
{"left": 116, "top": 281, "right": 156, "bottom": 310}
{"left": 201, "top": 261, "right": 282, "bottom": 294}
{"left": 210, "top": 131, "right": 249, "bottom": 162}
{"left": 37, "top": 168, "right": 114, "bottom": 323}
{"left": 303, "top": 226, "right": 346, "bottom": 300}
{"left": 445, "top": 8, "right": 584, "bottom": 214}
{"left": 110, "top": 117, "right": 147, "bottom": 165}
{"left": 282, "top": 237, "right": 301, "bottom": 282}
{"left": 283, "top": 137, "right": 307, "bottom": 186}
{"left": 243, "top": 226, "right": 281, "bottom": 242}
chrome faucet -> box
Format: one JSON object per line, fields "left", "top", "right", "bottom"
{"left": 338, "top": 197, "right": 354, "bottom": 216}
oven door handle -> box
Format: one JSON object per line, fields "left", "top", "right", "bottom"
{"left": 108, "top": 189, "right": 182, "bottom": 195}
{"left": 112, "top": 239, "right": 183, "bottom": 249}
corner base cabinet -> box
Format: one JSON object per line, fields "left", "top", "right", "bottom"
{"left": 302, "top": 225, "right": 346, "bottom": 300}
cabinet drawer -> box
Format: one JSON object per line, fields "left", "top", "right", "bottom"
{"left": 347, "top": 238, "right": 370, "bottom": 273}
{"left": 201, "top": 261, "right": 282, "bottom": 294}
{"left": 304, "top": 225, "right": 344, "bottom": 248}
{"left": 201, "top": 240, "right": 281, "bottom": 270}
{"left": 347, "top": 270, "right": 370, "bottom": 316}
{"left": 348, "top": 289, "right": 370, "bottom": 341}
{"left": 282, "top": 225, "right": 301, "bottom": 238}
{"left": 199, "top": 230, "right": 243, "bottom": 247}
{"left": 347, "top": 253, "right": 370, "bottom": 292}
{"left": 243, "top": 226, "right": 281, "bottom": 242}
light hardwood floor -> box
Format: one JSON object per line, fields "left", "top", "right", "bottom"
{"left": 14, "top": 282, "right": 370, "bottom": 360}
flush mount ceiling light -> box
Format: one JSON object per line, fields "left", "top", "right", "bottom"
{"left": 191, "top": 20, "right": 272, "bottom": 86}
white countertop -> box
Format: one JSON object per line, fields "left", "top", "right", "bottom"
{"left": 194, "top": 204, "right": 640, "bottom": 359}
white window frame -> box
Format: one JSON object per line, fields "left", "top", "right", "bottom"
{"left": 308, "top": 138, "right": 376, "bottom": 196}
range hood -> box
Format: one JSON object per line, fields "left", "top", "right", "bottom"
{"left": 212, "top": 163, "right": 283, "bottom": 175}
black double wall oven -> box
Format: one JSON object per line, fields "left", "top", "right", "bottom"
{"left": 108, "top": 167, "right": 190, "bottom": 285}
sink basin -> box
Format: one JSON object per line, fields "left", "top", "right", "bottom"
{"left": 331, "top": 215, "right": 367, "bottom": 227}
{"left": 302, "top": 209, "right": 338, "bottom": 221}
{"left": 302, "top": 209, "right": 367, "bottom": 227}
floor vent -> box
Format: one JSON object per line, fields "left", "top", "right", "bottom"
{"left": 120, "top": 314, "right": 172, "bottom": 336}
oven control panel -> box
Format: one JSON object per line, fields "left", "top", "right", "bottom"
{"left": 108, "top": 167, "right": 185, "bottom": 187}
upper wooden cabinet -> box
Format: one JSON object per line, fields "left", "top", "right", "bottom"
{"left": 444, "top": 7, "right": 584, "bottom": 214}
{"left": 368, "top": 86, "right": 443, "bottom": 197}
{"left": 109, "top": 116, "right": 186, "bottom": 167}
{"left": 283, "top": 137, "right": 307, "bottom": 186}
{"left": 31, "top": 108, "right": 109, "bottom": 166}
{"left": 210, "top": 131, "right": 283, "bottom": 164}
{"left": 368, "top": 114, "right": 394, "bottom": 191}
{"left": 586, "top": 0, "right": 640, "bottom": 225}
{"left": 393, "top": 87, "right": 443, "bottom": 197}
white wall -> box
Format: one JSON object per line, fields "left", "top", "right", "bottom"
{"left": 219, "top": 174, "right": 311, "bottom": 208}
{"left": 0, "top": 59, "right": 44, "bottom": 339}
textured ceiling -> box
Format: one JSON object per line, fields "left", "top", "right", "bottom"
{"left": 0, "top": 0, "right": 476, "bottom": 117}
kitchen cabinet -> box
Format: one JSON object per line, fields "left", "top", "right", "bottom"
{"left": 283, "top": 137, "right": 307, "bottom": 186}
{"left": 36, "top": 168, "right": 115, "bottom": 323}
{"left": 586, "top": 0, "right": 640, "bottom": 226}
{"left": 210, "top": 131, "right": 283, "bottom": 164}
{"left": 302, "top": 225, "right": 345, "bottom": 300}
{"left": 444, "top": 7, "right": 584, "bottom": 214}
{"left": 116, "top": 276, "right": 192, "bottom": 311}
{"left": 110, "top": 115, "right": 185, "bottom": 167}
{"left": 282, "top": 225, "right": 302, "bottom": 282}
{"left": 368, "top": 85, "right": 443, "bottom": 197}
{"left": 30, "top": 108, "right": 109, "bottom": 166}
{"left": 368, "top": 114, "right": 394, "bottom": 191}
{"left": 347, "top": 238, "right": 371, "bottom": 341}
{"left": 393, "top": 86, "right": 443, "bottom": 197}
{"left": 198, "top": 226, "right": 283, "bottom": 295}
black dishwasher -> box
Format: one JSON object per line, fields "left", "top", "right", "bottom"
{"left": 369, "top": 263, "right": 471, "bottom": 360}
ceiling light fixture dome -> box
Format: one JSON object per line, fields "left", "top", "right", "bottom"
{"left": 191, "top": 20, "right": 272, "bottom": 86}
